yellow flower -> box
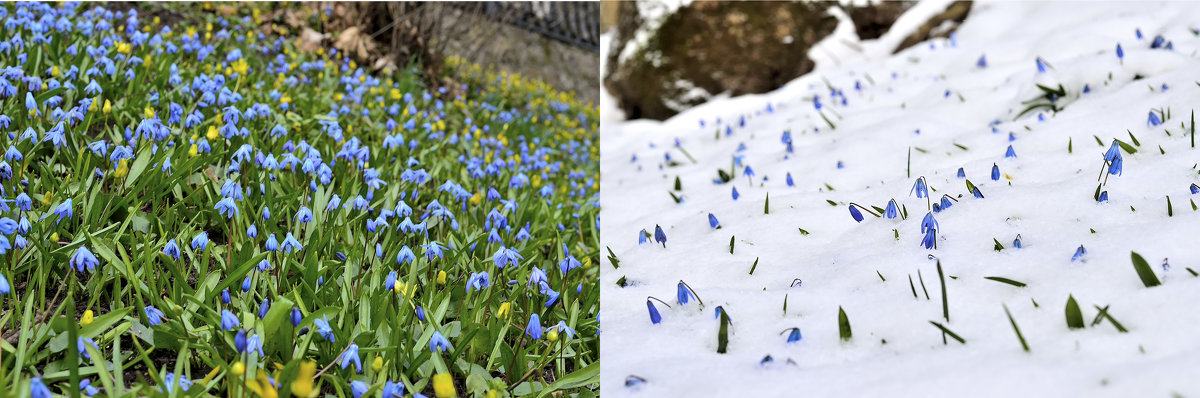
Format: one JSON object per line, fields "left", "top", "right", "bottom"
{"left": 547, "top": 329, "right": 559, "bottom": 342}
{"left": 89, "top": 99, "right": 97, "bottom": 112}
{"left": 232, "top": 361, "right": 245, "bottom": 376}
{"left": 144, "top": 107, "right": 155, "bottom": 119}
{"left": 394, "top": 281, "right": 406, "bottom": 295}
{"left": 497, "top": 302, "right": 511, "bottom": 318}
{"left": 102, "top": 99, "right": 112, "bottom": 114}
{"left": 114, "top": 159, "right": 129, "bottom": 178}
{"left": 50, "top": 65, "right": 59, "bottom": 77}
{"left": 372, "top": 356, "right": 383, "bottom": 372}
{"left": 433, "top": 373, "right": 456, "bottom": 398}
{"left": 116, "top": 42, "right": 131, "bottom": 54}
{"left": 206, "top": 125, "right": 219, "bottom": 141}
{"left": 81, "top": 310, "right": 94, "bottom": 326}
{"left": 245, "top": 370, "right": 278, "bottom": 398}
{"left": 188, "top": 144, "right": 199, "bottom": 157}
{"left": 437, "top": 270, "right": 447, "bottom": 285}
{"left": 50, "top": 232, "right": 59, "bottom": 243}
{"left": 42, "top": 192, "right": 54, "bottom": 206}
{"left": 291, "top": 360, "right": 317, "bottom": 397}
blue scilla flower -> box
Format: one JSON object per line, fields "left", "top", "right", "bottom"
{"left": 786, "top": 327, "right": 802, "bottom": 343}
{"left": 222, "top": 289, "right": 231, "bottom": 304}
{"left": 145, "top": 306, "right": 166, "bottom": 325}
{"left": 732, "top": 186, "right": 739, "bottom": 200}
{"left": 849, "top": 205, "right": 864, "bottom": 223}
{"left": 676, "top": 281, "right": 695, "bottom": 306}
{"left": 291, "top": 307, "right": 303, "bottom": 326}
{"left": 295, "top": 206, "right": 313, "bottom": 223}
{"left": 385, "top": 270, "right": 398, "bottom": 292}
{"left": 262, "top": 206, "right": 271, "bottom": 220}
{"left": 161, "top": 372, "right": 192, "bottom": 392}
{"left": 991, "top": 163, "right": 1000, "bottom": 181}
{"left": 15, "top": 193, "right": 31, "bottom": 210}
{"left": 220, "top": 310, "right": 240, "bottom": 330}
{"left": 281, "top": 232, "right": 303, "bottom": 253}
{"left": 1035, "top": 57, "right": 1049, "bottom": 73}
{"left": 246, "top": 224, "right": 258, "bottom": 238}
{"left": 416, "top": 305, "right": 426, "bottom": 322}
{"left": 214, "top": 197, "right": 238, "bottom": 218}
{"left": 467, "top": 271, "right": 490, "bottom": 293}
{"left": 0, "top": 273, "right": 9, "bottom": 295}
{"left": 647, "top": 300, "right": 663, "bottom": 324}
{"left": 396, "top": 245, "right": 416, "bottom": 265}
{"left": 654, "top": 225, "right": 667, "bottom": 247}
{"left": 708, "top": 213, "right": 720, "bottom": 229}
{"left": 1005, "top": 145, "right": 1016, "bottom": 158}
{"left": 429, "top": 330, "right": 452, "bottom": 352}
{"left": 382, "top": 381, "right": 406, "bottom": 398}
{"left": 911, "top": 177, "right": 928, "bottom": 198}
{"left": 422, "top": 241, "right": 445, "bottom": 261}
{"left": 921, "top": 212, "right": 939, "bottom": 234}
{"left": 921, "top": 228, "right": 937, "bottom": 250}
{"left": 1097, "top": 191, "right": 1109, "bottom": 202}
{"left": 976, "top": 54, "right": 987, "bottom": 68}
{"left": 241, "top": 276, "right": 252, "bottom": 292}
{"left": 1071, "top": 245, "right": 1087, "bottom": 262}
{"left": 71, "top": 246, "right": 100, "bottom": 272}
{"left": 884, "top": 200, "right": 899, "bottom": 219}
{"left": 315, "top": 315, "right": 335, "bottom": 342}
{"left": 526, "top": 313, "right": 543, "bottom": 340}
{"left": 1148, "top": 111, "right": 1162, "bottom": 127}
{"left": 529, "top": 266, "right": 549, "bottom": 287}
{"left": 265, "top": 234, "right": 279, "bottom": 251}
{"left": 30, "top": 377, "right": 51, "bottom": 398}
{"left": 341, "top": 343, "right": 362, "bottom": 373}
{"left": 78, "top": 337, "right": 99, "bottom": 359}
{"left": 53, "top": 198, "right": 73, "bottom": 224}
{"left": 351, "top": 381, "right": 369, "bottom": 398}
{"left": 1190, "top": 183, "right": 1199, "bottom": 194}
{"left": 258, "top": 298, "right": 270, "bottom": 319}
{"left": 1116, "top": 43, "right": 1124, "bottom": 60}
{"left": 939, "top": 196, "right": 954, "bottom": 210}
{"left": 558, "top": 255, "right": 581, "bottom": 275}
{"left": 1108, "top": 155, "right": 1122, "bottom": 176}
{"left": 638, "top": 229, "right": 648, "bottom": 245}
{"left": 492, "top": 246, "right": 522, "bottom": 268}
{"left": 0, "top": 218, "right": 15, "bottom": 235}
{"left": 1013, "top": 235, "right": 1023, "bottom": 249}
{"left": 786, "top": 172, "right": 794, "bottom": 187}
{"left": 191, "top": 231, "right": 208, "bottom": 251}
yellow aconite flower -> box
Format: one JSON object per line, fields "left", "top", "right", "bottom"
{"left": 144, "top": 107, "right": 155, "bottom": 119}
{"left": 50, "top": 232, "right": 59, "bottom": 242}
{"left": 232, "top": 361, "right": 245, "bottom": 376}
{"left": 81, "top": 310, "right": 94, "bottom": 326}
{"left": 372, "top": 356, "right": 383, "bottom": 372}
{"left": 433, "top": 373, "right": 456, "bottom": 398}
{"left": 206, "top": 125, "right": 219, "bottom": 141}
{"left": 114, "top": 159, "right": 130, "bottom": 178}
{"left": 437, "top": 270, "right": 447, "bottom": 285}
{"left": 88, "top": 99, "right": 97, "bottom": 112}
{"left": 497, "top": 302, "right": 511, "bottom": 318}
{"left": 547, "top": 329, "right": 559, "bottom": 342}
{"left": 102, "top": 99, "right": 112, "bottom": 114}
{"left": 50, "top": 65, "right": 59, "bottom": 77}
{"left": 116, "top": 42, "right": 131, "bottom": 54}
{"left": 232, "top": 58, "right": 249, "bottom": 75}
{"left": 188, "top": 144, "right": 199, "bottom": 157}
{"left": 42, "top": 192, "right": 53, "bottom": 206}
{"left": 245, "top": 370, "right": 278, "bottom": 398}
{"left": 291, "top": 360, "right": 317, "bottom": 397}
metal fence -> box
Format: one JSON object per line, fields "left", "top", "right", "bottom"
{"left": 450, "top": 2, "right": 600, "bottom": 52}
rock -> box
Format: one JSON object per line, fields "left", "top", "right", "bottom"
{"left": 892, "top": 1, "right": 972, "bottom": 54}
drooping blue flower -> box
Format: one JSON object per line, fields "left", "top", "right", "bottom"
{"left": 71, "top": 246, "right": 100, "bottom": 272}
{"left": 292, "top": 307, "right": 303, "bottom": 327}
{"left": 1190, "top": 183, "right": 1199, "bottom": 194}
{"left": 258, "top": 298, "right": 270, "bottom": 319}
{"left": 939, "top": 196, "right": 954, "bottom": 211}
{"left": 220, "top": 310, "right": 240, "bottom": 330}
{"left": 1013, "top": 235, "right": 1023, "bottom": 249}
{"left": 191, "top": 232, "right": 209, "bottom": 251}
{"left": 884, "top": 200, "right": 899, "bottom": 219}
{"left": 52, "top": 199, "right": 73, "bottom": 224}
{"left": 30, "top": 377, "right": 52, "bottom": 398}
{"left": 0, "top": 273, "right": 8, "bottom": 295}
{"left": 1005, "top": 145, "right": 1016, "bottom": 158}
{"left": 654, "top": 225, "right": 667, "bottom": 247}
{"left": 145, "top": 306, "right": 166, "bottom": 326}
{"left": 222, "top": 289, "right": 231, "bottom": 304}
{"left": 281, "top": 232, "right": 303, "bottom": 253}
{"left": 162, "top": 373, "right": 193, "bottom": 392}
{"left": 976, "top": 54, "right": 987, "bottom": 68}
{"left": 849, "top": 205, "right": 864, "bottom": 223}
{"left": 265, "top": 234, "right": 279, "bottom": 251}
{"left": 921, "top": 212, "right": 939, "bottom": 234}
{"left": 396, "top": 245, "right": 416, "bottom": 265}
{"left": 382, "top": 381, "right": 406, "bottom": 398}
{"left": 732, "top": 186, "right": 739, "bottom": 200}
{"left": 526, "top": 313, "right": 543, "bottom": 340}
{"left": 214, "top": 197, "right": 238, "bottom": 218}
{"left": 786, "top": 172, "right": 794, "bottom": 187}
{"left": 351, "top": 381, "right": 369, "bottom": 398}
{"left": 647, "top": 300, "right": 662, "bottom": 324}
{"left": 429, "top": 330, "right": 452, "bottom": 352}
{"left": 1098, "top": 191, "right": 1109, "bottom": 202}
{"left": 1148, "top": 111, "right": 1162, "bottom": 127}
{"left": 786, "top": 327, "right": 802, "bottom": 343}
{"left": 911, "top": 177, "right": 928, "bottom": 198}
{"left": 1071, "top": 245, "right": 1086, "bottom": 262}
{"left": 991, "top": 163, "right": 1000, "bottom": 181}
{"left": 921, "top": 228, "right": 937, "bottom": 250}
{"left": 1035, "top": 57, "right": 1048, "bottom": 73}
{"left": 77, "top": 337, "right": 99, "bottom": 359}
{"left": 708, "top": 213, "right": 720, "bottom": 229}
{"left": 1116, "top": 43, "right": 1124, "bottom": 60}
{"left": 295, "top": 206, "right": 313, "bottom": 223}
{"left": 676, "top": 281, "right": 694, "bottom": 305}
{"left": 341, "top": 343, "right": 362, "bottom": 373}
{"left": 1108, "top": 155, "right": 1122, "bottom": 176}
{"left": 315, "top": 316, "right": 335, "bottom": 342}
{"left": 416, "top": 305, "right": 426, "bottom": 322}
{"left": 80, "top": 379, "right": 100, "bottom": 396}
{"left": 247, "top": 224, "right": 258, "bottom": 238}
{"left": 235, "top": 330, "right": 248, "bottom": 352}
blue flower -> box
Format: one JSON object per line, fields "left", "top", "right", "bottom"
{"left": 921, "top": 213, "right": 939, "bottom": 234}
{"left": 1071, "top": 245, "right": 1086, "bottom": 262}
{"left": 53, "top": 199, "right": 73, "bottom": 223}
{"left": 786, "top": 172, "right": 794, "bottom": 186}
{"left": 1013, "top": 235, "right": 1023, "bottom": 249}
{"left": 258, "top": 298, "right": 270, "bottom": 319}
{"left": 295, "top": 206, "right": 313, "bottom": 223}
{"left": 1148, "top": 111, "right": 1161, "bottom": 127}
{"left": 340, "top": 343, "right": 362, "bottom": 373}
{"left": 1005, "top": 145, "right": 1016, "bottom": 158}
{"left": 162, "top": 373, "right": 192, "bottom": 392}
{"left": 550, "top": 321, "right": 577, "bottom": 340}
{"left": 246, "top": 224, "right": 258, "bottom": 238}
{"left": 467, "top": 271, "right": 490, "bottom": 293}
{"left": 786, "top": 327, "right": 802, "bottom": 343}
{"left": 1035, "top": 57, "right": 1049, "bottom": 73}
{"left": 638, "top": 229, "right": 648, "bottom": 245}
{"left": 315, "top": 315, "right": 335, "bottom": 342}
{"left": 653, "top": 225, "right": 666, "bottom": 247}
{"left": 77, "top": 337, "right": 98, "bottom": 359}
{"left": 976, "top": 54, "right": 987, "bottom": 68}
{"left": 732, "top": 186, "right": 739, "bottom": 200}
{"left": 242, "top": 276, "right": 252, "bottom": 292}
{"left": 162, "top": 239, "right": 180, "bottom": 260}
{"left": 396, "top": 245, "right": 416, "bottom": 264}
{"left": 429, "top": 330, "right": 452, "bottom": 352}
{"left": 214, "top": 197, "right": 238, "bottom": 218}
{"left": 1116, "top": 43, "right": 1124, "bottom": 59}
{"left": 222, "top": 289, "right": 231, "bottom": 304}
{"left": 849, "top": 205, "right": 864, "bottom": 223}
{"left": 382, "top": 381, "right": 406, "bottom": 398}
{"left": 221, "top": 310, "right": 240, "bottom": 330}
{"left": 676, "top": 281, "right": 695, "bottom": 305}
{"left": 884, "top": 200, "right": 899, "bottom": 219}
{"left": 1108, "top": 155, "right": 1122, "bottom": 176}
{"left": 416, "top": 305, "right": 426, "bottom": 322}
{"left": 0, "top": 273, "right": 8, "bottom": 295}
{"left": 939, "top": 196, "right": 954, "bottom": 210}
{"left": 291, "top": 307, "right": 303, "bottom": 327}
{"left": 991, "top": 163, "right": 1000, "bottom": 181}
{"left": 265, "top": 234, "right": 279, "bottom": 251}
{"left": 71, "top": 246, "right": 100, "bottom": 272}
{"left": 281, "top": 232, "right": 303, "bottom": 253}
{"left": 647, "top": 300, "right": 662, "bottom": 324}
{"left": 708, "top": 213, "right": 720, "bottom": 229}
{"left": 910, "top": 177, "right": 928, "bottom": 198}
{"left": 235, "top": 329, "right": 248, "bottom": 352}
{"left": 492, "top": 246, "right": 523, "bottom": 268}
{"left": 1098, "top": 191, "right": 1109, "bottom": 202}
{"left": 921, "top": 228, "right": 937, "bottom": 250}
{"left": 526, "top": 313, "right": 543, "bottom": 340}
{"left": 351, "top": 381, "right": 369, "bottom": 398}
{"left": 191, "top": 232, "right": 209, "bottom": 251}
{"left": 30, "top": 377, "right": 52, "bottom": 398}
{"left": 145, "top": 306, "right": 166, "bottom": 325}
{"left": 80, "top": 379, "right": 100, "bottom": 396}
{"left": 1190, "top": 183, "right": 1199, "bottom": 194}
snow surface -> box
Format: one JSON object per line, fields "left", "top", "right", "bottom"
{"left": 599, "top": 1, "right": 1200, "bottom": 396}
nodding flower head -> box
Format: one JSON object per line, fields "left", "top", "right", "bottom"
{"left": 786, "top": 172, "right": 794, "bottom": 187}
{"left": 1148, "top": 111, "right": 1162, "bottom": 127}
{"left": 1005, "top": 145, "right": 1017, "bottom": 158}
{"left": 647, "top": 299, "right": 663, "bottom": 324}
{"left": 1097, "top": 191, "right": 1109, "bottom": 202}
{"left": 849, "top": 205, "right": 864, "bottom": 223}
{"left": 976, "top": 54, "right": 987, "bottom": 68}
{"left": 638, "top": 229, "right": 649, "bottom": 245}
{"left": 939, "top": 195, "right": 954, "bottom": 210}
{"left": 71, "top": 246, "right": 100, "bottom": 272}
{"left": 785, "top": 327, "right": 802, "bottom": 343}
{"left": 1035, "top": 57, "right": 1049, "bottom": 73}
{"left": 921, "top": 228, "right": 937, "bottom": 250}
{"left": 1013, "top": 234, "right": 1023, "bottom": 249}
{"left": 1071, "top": 245, "right": 1086, "bottom": 262}
{"left": 1190, "top": 183, "right": 1199, "bottom": 194}
{"left": 991, "top": 163, "right": 1000, "bottom": 181}
{"left": 708, "top": 213, "right": 720, "bottom": 229}
{"left": 526, "top": 313, "right": 543, "bottom": 340}
{"left": 921, "top": 212, "right": 939, "bottom": 234}
{"left": 732, "top": 186, "right": 740, "bottom": 200}
{"left": 1116, "top": 43, "right": 1124, "bottom": 59}
{"left": 654, "top": 225, "right": 667, "bottom": 247}
{"left": 676, "top": 281, "right": 696, "bottom": 306}
{"left": 971, "top": 186, "right": 984, "bottom": 198}
{"left": 911, "top": 177, "right": 928, "bottom": 198}
{"left": 956, "top": 167, "right": 966, "bottom": 178}
{"left": 884, "top": 199, "right": 899, "bottom": 219}
{"left": 1107, "top": 155, "right": 1122, "bottom": 176}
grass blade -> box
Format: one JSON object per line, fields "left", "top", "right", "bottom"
{"left": 1003, "top": 304, "right": 1030, "bottom": 352}
{"left": 984, "top": 276, "right": 1027, "bottom": 287}
{"left": 1065, "top": 294, "right": 1085, "bottom": 330}
{"left": 1131, "top": 251, "right": 1162, "bottom": 287}
{"left": 929, "top": 321, "right": 966, "bottom": 344}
